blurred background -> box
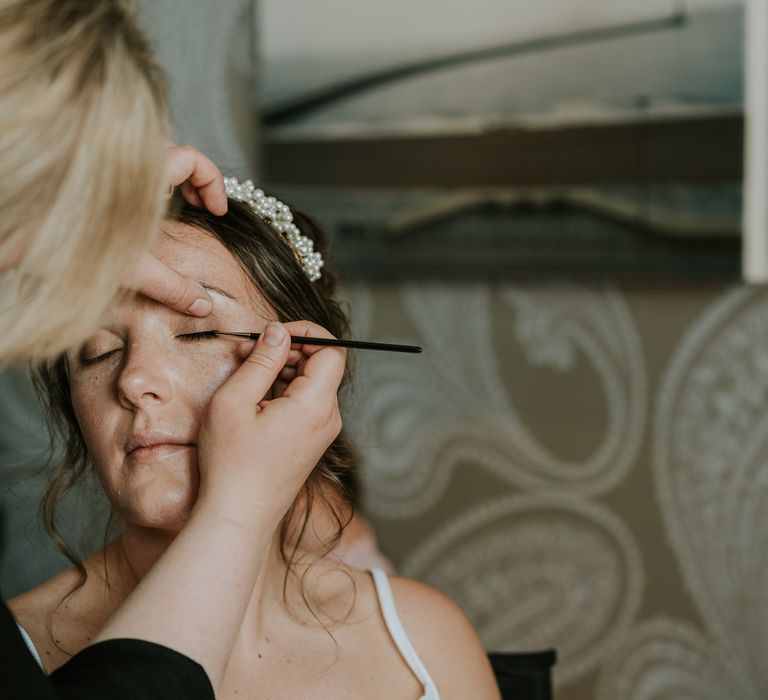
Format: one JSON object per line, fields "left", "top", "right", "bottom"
{"left": 3, "top": 1, "right": 765, "bottom": 698}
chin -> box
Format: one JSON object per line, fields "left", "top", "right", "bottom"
{"left": 120, "top": 482, "right": 199, "bottom": 531}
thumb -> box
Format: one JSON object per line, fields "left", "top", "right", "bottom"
{"left": 218, "top": 323, "right": 290, "bottom": 403}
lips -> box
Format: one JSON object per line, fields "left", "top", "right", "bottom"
{"left": 125, "top": 430, "right": 195, "bottom": 458}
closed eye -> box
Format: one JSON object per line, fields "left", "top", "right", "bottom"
{"left": 79, "top": 332, "right": 218, "bottom": 365}
{"left": 80, "top": 348, "right": 121, "bottom": 367}
{"left": 176, "top": 331, "right": 220, "bottom": 341}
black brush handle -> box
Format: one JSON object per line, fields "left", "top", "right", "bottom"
{"left": 214, "top": 331, "right": 422, "bottom": 354}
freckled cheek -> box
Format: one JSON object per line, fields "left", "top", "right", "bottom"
{"left": 70, "top": 382, "right": 121, "bottom": 477}
{"left": 182, "top": 347, "right": 242, "bottom": 412}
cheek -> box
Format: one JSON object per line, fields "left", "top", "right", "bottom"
{"left": 180, "top": 345, "right": 241, "bottom": 413}
{"left": 70, "top": 379, "right": 126, "bottom": 502}
{"left": 71, "top": 380, "right": 116, "bottom": 461}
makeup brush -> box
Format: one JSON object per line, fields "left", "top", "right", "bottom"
{"left": 179, "top": 330, "right": 422, "bottom": 354}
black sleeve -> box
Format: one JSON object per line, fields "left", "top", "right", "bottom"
{"left": 2, "top": 598, "right": 214, "bottom": 700}
{"left": 1, "top": 597, "right": 56, "bottom": 700}
{"left": 49, "top": 639, "right": 215, "bottom": 700}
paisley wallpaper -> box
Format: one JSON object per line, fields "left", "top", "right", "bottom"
{"left": 340, "top": 281, "right": 765, "bottom": 699}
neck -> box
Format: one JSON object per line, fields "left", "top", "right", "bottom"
{"left": 96, "top": 500, "right": 350, "bottom": 660}
{"left": 106, "top": 521, "right": 292, "bottom": 640}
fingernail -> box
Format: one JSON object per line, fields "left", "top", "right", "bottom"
{"left": 187, "top": 298, "right": 213, "bottom": 316}
{"left": 264, "top": 322, "right": 285, "bottom": 346}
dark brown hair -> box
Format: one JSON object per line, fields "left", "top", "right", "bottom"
{"left": 33, "top": 192, "right": 357, "bottom": 617}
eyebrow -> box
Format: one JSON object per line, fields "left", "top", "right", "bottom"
{"left": 200, "top": 281, "right": 240, "bottom": 303}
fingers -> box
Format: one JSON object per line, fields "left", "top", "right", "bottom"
{"left": 167, "top": 144, "right": 227, "bottom": 215}
{"left": 179, "top": 180, "right": 203, "bottom": 208}
{"left": 278, "top": 363, "right": 299, "bottom": 384}
{"left": 282, "top": 320, "right": 340, "bottom": 356}
{"left": 279, "top": 321, "right": 347, "bottom": 404}
{"left": 214, "top": 322, "right": 291, "bottom": 406}
{"left": 224, "top": 320, "right": 346, "bottom": 407}
{"left": 125, "top": 251, "right": 213, "bottom": 316}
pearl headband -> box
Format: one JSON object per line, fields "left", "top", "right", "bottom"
{"left": 223, "top": 177, "right": 324, "bottom": 282}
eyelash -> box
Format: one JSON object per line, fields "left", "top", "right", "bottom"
{"left": 80, "top": 349, "right": 120, "bottom": 367}
{"left": 176, "top": 332, "right": 216, "bottom": 341}
{"left": 80, "top": 333, "right": 214, "bottom": 366}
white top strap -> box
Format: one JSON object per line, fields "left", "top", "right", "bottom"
{"left": 16, "top": 621, "right": 44, "bottom": 670}
{"left": 370, "top": 568, "right": 440, "bottom": 700}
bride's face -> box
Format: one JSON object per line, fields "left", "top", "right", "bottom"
{"left": 68, "top": 222, "right": 276, "bottom": 531}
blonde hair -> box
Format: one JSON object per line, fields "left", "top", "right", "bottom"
{"left": 0, "top": 0, "right": 169, "bottom": 365}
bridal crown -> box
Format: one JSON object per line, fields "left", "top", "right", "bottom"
{"left": 223, "top": 177, "right": 324, "bottom": 282}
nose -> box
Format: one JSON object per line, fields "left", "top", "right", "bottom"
{"left": 117, "top": 343, "right": 174, "bottom": 410}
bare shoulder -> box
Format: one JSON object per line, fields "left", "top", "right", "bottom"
{"left": 7, "top": 566, "right": 102, "bottom": 673}
{"left": 387, "top": 575, "right": 501, "bottom": 700}
{"left": 8, "top": 566, "right": 80, "bottom": 629}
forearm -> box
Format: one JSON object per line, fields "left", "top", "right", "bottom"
{"left": 91, "top": 499, "right": 272, "bottom": 690}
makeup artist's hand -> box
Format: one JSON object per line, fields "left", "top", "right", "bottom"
{"left": 195, "top": 320, "right": 346, "bottom": 528}
{"left": 122, "top": 145, "right": 228, "bottom": 317}
{"left": 166, "top": 143, "right": 227, "bottom": 216}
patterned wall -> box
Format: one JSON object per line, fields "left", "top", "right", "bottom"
{"left": 342, "top": 280, "right": 766, "bottom": 699}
